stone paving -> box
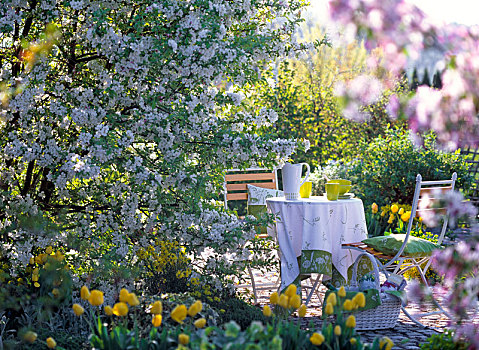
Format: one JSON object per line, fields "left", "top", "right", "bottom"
{"left": 238, "top": 270, "right": 451, "bottom": 349}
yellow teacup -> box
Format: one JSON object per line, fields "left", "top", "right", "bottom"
{"left": 326, "top": 182, "right": 340, "bottom": 201}
{"left": 300, "top": 181, "right": 312, "bottom": 198}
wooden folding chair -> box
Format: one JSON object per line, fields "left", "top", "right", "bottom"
{"left": 224, "top": 168, "right": 280, "bottom": 303}
{"left": 343, "top": 172, "right": 457, "bottom": 326}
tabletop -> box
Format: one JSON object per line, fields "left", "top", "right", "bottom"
{"left": 266, "top": 196, "right": 368, "bottom": 290}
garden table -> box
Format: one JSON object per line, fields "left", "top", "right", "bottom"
{"left": 266, "top": 196, "right": 368, "bottom": 291}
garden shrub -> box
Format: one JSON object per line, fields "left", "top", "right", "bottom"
{"left": 348, "top": 127, "right": 472, "bottom": 208}
{"left": 420, "top": 330, "right": 468, "bottom": 350}
{"left": 208, "top": 296, "right": 268, "bottom": 330}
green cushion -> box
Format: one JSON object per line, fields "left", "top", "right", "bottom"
{"left": 247, "top": 185, "right": 283, "bottom": 234}
{"left": 362, "top": 234, "right": 441, "bottom": 258}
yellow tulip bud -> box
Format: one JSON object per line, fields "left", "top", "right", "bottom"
{"left": 285, "top": 284, "right": 297, "bottom": 298}
{"left": 380, "top": 336, "right": 394, "bottom": 350}
{"left": 401, "top": 213, "right": 410, "bottom": 222}
{"left": 289, "top": 294, "right": 301, "bottom": 309}
{"left": 278, "top": 294, "right": 289, "bottom": 309}
{"left": 171, "top": 304, "right": 187, "bottom": 323}
{"left": 178, "top": 334, "right": 189, "bottom": 345}
{"left": 23, "top": 331, "right": 37, "bottom": 344}
{"left": 89, "top": 290, "right": 104, "bottom": 306}
{"left": 391, "top": 204, "right": 399, "bottom": 213}
{"left": 298, "top": 304, "right": 307, "bottom": 317}
{"left": 334, "top": 325, "right": 341, "bottom": 336}
{"left": 127, "top": 292, "right": 140, "bottom": 306}
{"left": 310, "top": 332, "right": 325, "bottom": 346}
{"left": 104, "top": 305, "right": 113, "bottom": 316}
{"left": 346, "top": 315, "right": 356, "bottom": 328}
{"left": 32, "top": 274, "right": 39, "bottom": 282}
{"left": 398, "top": 207, "right": 404, "bottom": 215}
{"left": 343, "top": 299, "right": 353, "bottom": 311}
{"left": 187, "top": 300, "right": 202, "bottom": 317}
{"left": 29, "top": 257, "right": 35, "bottom": 265}
{"left": 46, "top": 337, "right": 57, "bottom": 349}
{"left": 380, "top": 210, "right": 386, "bottom": 217}
{"left": 72, "top": 303, "right": 84, "bottom": 316}
{"left": 269, "top": 292, "right": 279, "bottom": 305}
{"left": 325, "top": 302, "right": 334, "bottom": 315}
{"left": 194, "top": 318, "right": 207, "bottom": 328}
{"left": 119, "top": 288, "right": 130, "bottom": 303}
{"left": 113, "top": 302, "right": 129, "bottom": 316}
{"left": 80, "top": 286, "right": 90, "bottom": 300}
{"left": 353, "top": 292, "right": 366, "bottom": 308}
{"left": 45, "top": 246, "right": 53, "bottom": 255}
{"left": 338, "top": 286, "right": 346, "bottom": 298}
{"left": 152, "top": 314, "right": 162, "bottom": 327}
{"left": 150, "top": 301, "right": 162, "bottom": 314}
{"left": 326, "top": 292, "right": 337, "bottom": 306}
{"left": 263, "top": 305, "right": 272, "bottom": 317}
{"left": 34, "top": 282, "right": 40, "bottom": 288}
{"left": 371, "top": 203, "right": 378, "bottom": 214}
{"left": 350, "top": 338, "right": 357, "bottom": 345}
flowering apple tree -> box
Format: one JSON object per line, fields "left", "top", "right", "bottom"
{"left": 0, "top": 0, "right": 312, "bottom": 294}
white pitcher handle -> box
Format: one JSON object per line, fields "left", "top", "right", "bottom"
{"left": 299, "top": 163, "right": 310, "bottom": 186}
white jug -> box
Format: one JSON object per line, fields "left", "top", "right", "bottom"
{"left": 282, "top": 163, "right": 310, "bottom": 200}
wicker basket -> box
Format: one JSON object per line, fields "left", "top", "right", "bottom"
{"left": 348, "top": 253, "right": 401, "bottom": 330}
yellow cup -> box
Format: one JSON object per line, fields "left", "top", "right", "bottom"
{"left": 300, "top": 181, "right": 312, "bottom": 198}
{"left": 326, "top": 182, "right": 340, "bottom": 201}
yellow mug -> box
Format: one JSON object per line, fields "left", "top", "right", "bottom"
{"left": 325, "top": 182, "right": 340, "bottom": 201}
{"left": 300, "top": 181, "right": 312, "bottom": 198}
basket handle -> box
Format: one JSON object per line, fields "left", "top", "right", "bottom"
{"left": 350, "top": 253, "right": 381, "bottom": 290}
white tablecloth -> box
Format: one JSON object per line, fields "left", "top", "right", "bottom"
{"left": 266, "top": 196, "right": 368, "bottom": 290}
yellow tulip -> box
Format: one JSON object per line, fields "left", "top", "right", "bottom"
{"left": 80, "top": 286, "right": 90, "bottom": 300}
{"left": 89, "top": 290, "right": 104, "bottom": 306}
{"left": 334, "top": 325, "right": 341, "bottom": 336}
{"left": 104, "top": 305, "right": 113, "bottom": 316}
{"left": 326, "top": 292, "right": 337, "bottom": 306}
{"left": 310, "top": 332, "right": 325, "bottom": 346}
{"left": 278, "top": 294, "right": 289, "bottom": 309}
{"left": 151, "top": 300, "right": 162, "bottom": 314}
{"left": 269, "top": 292, "right": 279, "bottom": 305}
{"left": 380, "top": 210, "right": 386, "bottom": 217}
{"left": 263, "top": 305, "right": 272, "bottom": 317}
{"left": 34, "top": 282, "right": 40, "bottom": 288}
{"left": 152, "top": 314, "right": 162, "bottom": 327}
{"left": 194, "top": 318, "right": 207, "bottom": 328}
{"left": 119, "top": 288, "right": 130, "bottom": 303}
{"left": 45, "top": 246, "right": 53, "bottom": 255}
{"left": 29, "top": 257, "right": 35, "bottom": 265}
{"left": 127, "top": 292, "right": 140, "bottom": 306}
{"left": 46, "top": 337, "right": 57, "bottom": 349}
{"left": 401, "top": 212, "right": 410, "bottom": 222}
{"left": 346, "top": 315, "right": 356, "bottom": 328}
{"left": 371, "top": 203, "right": 378, "bottom": 214}
{"left": 338, "top": 286, "right": 346, "bottom": 298}
{"left": 298, "top": 304, "right": 307, "bottom": 317}
{"left": 390, "top": 204, "right": 399, "bottom": 213}
{"left": 188, "top": 300, "right": 202, "bottom": 317}
{"left": 285, "top": 284, "right": 297, "bottom": 298}
{"left": 380, "top": 336, "right": 394, "bottom": 350}
{"left": 54, "top": 251, "right": 64, "bottom": 261}
{"left": 23, "top": 331, "right": 37, "bottom": 344}
{"left": 350, "top": 338, "right": 357, "bottom": 345}
{"left": 72, "top": 303, "right": 84, "bottom": 316}
{"left": 113, "top": 302, "right": 129, "bottom": 316}
{"left": 289, "top": 294, "right": 301, "bottom": 309}
{"left": 178, "top": 334, "right": 189, "bottom": 345}
{"left": 343, "top": 299, "right": 353, "bottom": 311}
{"left": 353, "top": 292, "right": 366, "bottom": 308}
{"left": 52, "top": 288, "right": 59, "bottom": 297}
{"left": 325, "top": 302, "right": 334, "bottom": 315}
{"left": 32, "top": 274, "right": 39, "bottom": 282}
{"left": 171, "top": 304, "right": 187, "bottom": 323}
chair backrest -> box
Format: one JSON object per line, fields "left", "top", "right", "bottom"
{"left": 384, "top": 172, "right": 457, "bottom": 267}
{"left": 224, "top": 168, "right": 278, "bottom": 211}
